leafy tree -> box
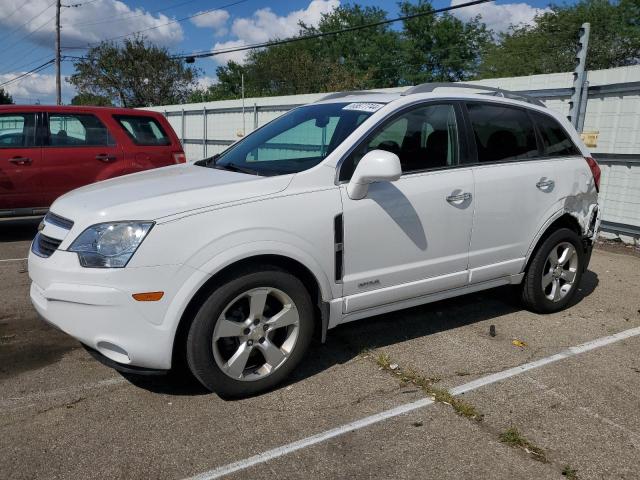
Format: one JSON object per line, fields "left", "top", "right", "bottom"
{"left": 69, "top": 36, "right": 199, "bottom": 107}
{"left": 479, "top": 0, "right": 640, "bottom": 78}
{"left": 0, "top": 88, "right": 13, "bottom": 105}
{"left": 70, "top": 92, "right": 113, "bottom": 106}
{"left": 300, "top": 4, "right": 403, "bottom": 89}
{"left": 399, "top": 0, "right": 492, "bottom": 83}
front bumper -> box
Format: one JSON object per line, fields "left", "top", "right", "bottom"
{"left": 28, "top": 248, "right": 195, "bottom": 370}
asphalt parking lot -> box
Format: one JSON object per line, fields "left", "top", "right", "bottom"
{"left": 1, "top": 218, "right": 639, "bottom": 480}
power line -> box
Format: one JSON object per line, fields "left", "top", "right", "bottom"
{"left": 85, "top": 0, "right": 251, "bottom": 46}
{"left": 0, "top": 59, "right": 55, "bottom": 88}
{"left": 69, "top": 0, "right": 200, "bottom": 28}
{"left": 0, "top": 15, "right": 56, "bottom": 73}
{"left": 177, "top": 0, "right": 493, "bottom": 60}
{"left": 0, "top": 1, "right": 57, "bottom": 45}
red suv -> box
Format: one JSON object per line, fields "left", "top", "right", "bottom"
{"left": 0, "top": 105, "right": 185, "bottom": 217}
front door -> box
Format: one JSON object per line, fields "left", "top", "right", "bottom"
{"left": 339, "top": 102, "right": 475, "bottom": 313}
{"left": 40, "top": 111, "right": 123, "bottom": 205}
{"left": 0, "top": 112, "right": 43, "bottom": 213}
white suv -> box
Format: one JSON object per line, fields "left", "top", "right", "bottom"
{"left": 29, "top": 84, "right": 601, "bottom": 397}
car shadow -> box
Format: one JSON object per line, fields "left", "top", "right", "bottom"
{"left": 124, "top": 270, "right": 599, "bottom": 397}
{"left": 0, "top": 217, "right": 42, "bottom": 242}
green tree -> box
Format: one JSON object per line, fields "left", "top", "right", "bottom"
{"left": 70, "top": 92, "right": 113, "bottom": 106}
{"left": 69, "top": 36, "right": 199, "bottom": 107}
{"left": 399, "top": 0, "right": 493, "bottom": 83}
{"left": 0, "top": 88, "right": 13, "bottom": 105}
{"left": 479, "top": 0, "right": 640, "bottom": 78}
{"left": 300, "top": 4, "right": 403, "bottom": 89}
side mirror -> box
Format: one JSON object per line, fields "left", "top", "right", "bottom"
{"left": 347, "top": 149, "right": 402, "bottom": 200}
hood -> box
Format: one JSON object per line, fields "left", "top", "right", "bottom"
{"left": 50, "top": 164, "right": 292, "bottom": 224}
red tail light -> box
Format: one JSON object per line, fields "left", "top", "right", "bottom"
{"left": 172, "top": 152, "right": 186, "bottom": 164}
{"left": 585, "top": 156, "right": 601, "bottom": 192}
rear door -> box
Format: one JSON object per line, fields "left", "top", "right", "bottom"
{"left": 464, "top": 102, "right": 560, "bottom": 283}
{"left": 113, "top": 114, "right": 183, "bottom": 166}
{"left": 0, "top": 111, "right": 43, "bottom": 213}
{"left": 40, "top": 111, "right": 123, "bottom": 205}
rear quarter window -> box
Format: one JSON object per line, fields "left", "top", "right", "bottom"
{"left": 530, "top": 111, "right": 581, "bottom": 157}
{"left": 115, "top": 115, "right": 171, "bottom": 146}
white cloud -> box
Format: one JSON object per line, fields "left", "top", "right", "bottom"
{"left": 0, "top": 0, "right": 183, "bottom": 50}
{"left": 1, "top": 72, "right": 75, "bottom": 104}
{"left": 450, "top": 0, "right": 549, "bottom": 32}
{"left": 191, "top": 10, "right": 230, "bottom": 36}
{"left": 195, "top": 75, "right": 218, "bottom": 90}
{"left": 211, "top": 0, "right": 339, "bottom": 65}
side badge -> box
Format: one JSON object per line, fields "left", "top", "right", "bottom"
{"left": 358, "top": 279, "right": 380, "bottom": 289}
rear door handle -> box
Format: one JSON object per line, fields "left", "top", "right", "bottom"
{"left": 8, "top": 156, "right": 31, "bottom": 165}
{"left": 536, "top": 179, "right": 555, "bottom": 190}
{"left": 446, "top": 192, "right": 472, "bottom": 204}
{"left": 95, "top": 154, "right": 116, "bottom": 163}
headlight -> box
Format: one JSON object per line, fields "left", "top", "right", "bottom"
{"left": 69, "top": 221, "right": 154, "bottom": 268}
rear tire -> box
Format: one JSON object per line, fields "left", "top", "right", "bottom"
{"left": 521, "top": 228, "right": 584, "bottom": 313}
{"left": 186, "top": 266, "right": 314, "bottom": 398}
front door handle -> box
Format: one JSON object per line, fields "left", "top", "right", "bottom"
{"left": 95, "top": 154, "right": 116, "bottom": 163}
{"left": 8, "top": 156, "right": 32, "bottom": 165}
{"left": 536, "top": 178, "right": 555, "bottom": 190}
{"left": 446, "top": 192, "right": 472, "bottom": 204}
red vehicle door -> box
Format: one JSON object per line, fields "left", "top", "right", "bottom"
{"left": 0, "top": 111, "right": 44, "bottom": 214}
{"left": 40, "top": 111, "right": 123, "bottom": 206}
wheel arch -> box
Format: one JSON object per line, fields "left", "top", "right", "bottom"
{"left": 171, "top": 253, "right": 330, "bottom": 370}
{"left": 524, "top": 212, "right": 584, "bottom": 272}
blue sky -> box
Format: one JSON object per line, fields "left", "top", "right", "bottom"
{"left": 0, "top": 0, "right": 565, "bottom": 104}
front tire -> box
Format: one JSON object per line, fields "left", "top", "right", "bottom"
{"left": 186, "top": 266, "right": 314, "bottom": 397}
{"left": 521, "top": 228, "right": 585, "bottom": 313}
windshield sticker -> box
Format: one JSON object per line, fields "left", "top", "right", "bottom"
{"left": 342, "top": 103, "right": 384, "bottom": 113}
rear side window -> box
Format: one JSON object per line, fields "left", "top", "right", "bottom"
{"left": 530, "top": 112, "right": 581, "bottom": 157}
{"left": 48, "top": 113, "right": 114, "bottom": 147}
{"left": 0, "top": 113, "right": 37, "bottom": 148}
{"left": 467, "top": 103, "right": 538, "bottom": 163}
{"left": 115, "top": 115, "right": 171, "bottom": 146}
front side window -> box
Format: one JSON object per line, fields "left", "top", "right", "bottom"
{"left": 202, "top": 102, "right": 378, "bottom": 176}
{"left": 467, "top": 103, "right": 538, "bottom": 163}
{"left": 530, "top": 111, "right": 580, "bottom": 157}
{"left": 48, "top": 113, "right": 114, "bottom": 147}
{"left": 0, "top": 113, "right": 36, "bottom": 148}
{"left": 340, "top": 103, "right": 459, "bottom": 180}
{"left": 115, "top": 115, "right": 171, "bottom": 146}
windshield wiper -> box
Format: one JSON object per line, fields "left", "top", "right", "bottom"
{"left": 216, "top": 163, "right": 261, "bottom": 176}
{"left": 194, "top": 154, "right": 220, "bottom": 167}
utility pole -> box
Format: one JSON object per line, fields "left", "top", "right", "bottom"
{"left": 568, "top": 22, "right": 590, "bottom": 130}
{"left": 55, "top": 0, "right": 62, "bottom": 105}
{"left": 241, "top": 73, "right": 245, "bottom": 136}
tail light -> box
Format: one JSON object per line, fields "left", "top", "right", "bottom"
{"left": 172, "top": 152, "right": 186, "bottom": 164}
{"left": 584, "top": 156, "right": 601, "bottom": 192}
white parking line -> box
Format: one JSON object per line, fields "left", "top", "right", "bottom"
{"left": 0, "top": 257, "right": 27, "bottom": 263}
{"left": 185, "top": 325, "right": 640, "bottom": 480}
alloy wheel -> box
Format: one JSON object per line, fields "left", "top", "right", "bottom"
{"left": 211, "top": 287, "right": 300, "bottom": 381}
{"left": 542, "top": 241, "right": 579, "bottom": 302}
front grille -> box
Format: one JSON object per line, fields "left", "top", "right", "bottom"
{"left": 32, "top": 233, "right": 63, "bottom": 258}
{"left": 44, "top": 212, "right": 74, "bottom": 230}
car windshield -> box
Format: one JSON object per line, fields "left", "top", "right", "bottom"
{"left": 199, "top": 102, "right": 383, "bottom": 176}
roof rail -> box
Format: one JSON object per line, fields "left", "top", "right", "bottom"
{"left": 317, "top": 90, "right": 389, "bottom": 102}
{"left": 402, "top": 82, "right": 546, "bottom": 107}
